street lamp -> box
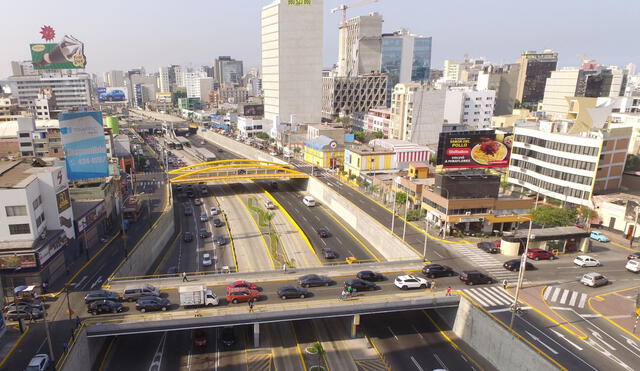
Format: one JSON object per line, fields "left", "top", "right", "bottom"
{"left": 422, "top": 217, "right": 429, "bottom": 261}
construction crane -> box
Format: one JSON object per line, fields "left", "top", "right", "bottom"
{"left": 330, "top": 0, "right": 379, "bottom": 24}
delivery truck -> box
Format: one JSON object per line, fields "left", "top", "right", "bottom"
{"left": 179, "top": 285, "right": 219, "bottom": 307}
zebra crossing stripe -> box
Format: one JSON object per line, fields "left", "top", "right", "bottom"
{"left": 475, "top": 287, "right": 507, "bottom": 306}
{"left": 559, "top": 289, "right": 570, "bottom": 304}
{"left": 464, "top": 289, "right": 490, "bottom": 307}
{"left": 489, "top": 287, "right": 516, "bottom": 304}
{"left": 550, "top": 287, "right": 561, "bottom": 302}
{"left": 578, "top": 293, "right": 587, "bottom": 308}
{"left": 569, "top": 291, "right": 579, "bottom": 307}
{"left": 544, "top": 287, "right": 552, "bottom": 301}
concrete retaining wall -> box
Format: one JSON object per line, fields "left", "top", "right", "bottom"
{"left": 453, "top": 296, "right": 558, "bottom": 371}
{"left": 113, "top": 205, "right": 175, "bottom": 277}
{"left": 200, "top": 131, "right": 286, "bottom": 165}
{"left": 60, "top": 327, "right": 106, "bottom": 371}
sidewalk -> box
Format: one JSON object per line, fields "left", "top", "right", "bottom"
{"left": 589, "top": 286, "right": 640, "bottom": 340}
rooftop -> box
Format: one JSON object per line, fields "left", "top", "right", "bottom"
{"left": 347, "top": 144, "right": 394, "bottom": 155}
{"left": 0, "top": 160, "right": 59, "bottom": 188}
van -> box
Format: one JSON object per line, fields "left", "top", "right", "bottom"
{"left": 625, "top": 259, "right": 640, "bottom": 273}
{"left": 123, "top": 284, "right": 160, "bottom": 301}
{"left": 302, "top": 196, "right": 316, "bottom": 207}
{"left": 580, "top": 272, "right": 608, "bottom": 287}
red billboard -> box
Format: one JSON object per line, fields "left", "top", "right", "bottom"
{"left": 439, "top": 133, "right": 513, "bottom": 169}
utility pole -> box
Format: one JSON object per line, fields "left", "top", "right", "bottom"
{"left": 390, "top": 189, "right": 397, "bottom": 233}
{"left": 402, "top": 196, "right": 409, "bottom": 241}
{"left": 41, "top": 299, "right": 55, "bottom": 363}
{"left": 422, "top": 218, "right": 429, "bottom": 261}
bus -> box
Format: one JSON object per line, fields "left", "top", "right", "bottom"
{"left": 194, "top": 148, "right": 217, "bottom": 162}
{"left": 176, "top": 136, "right": 191, "bottom": 148}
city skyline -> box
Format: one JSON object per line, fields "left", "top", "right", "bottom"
{"left": 0, "top": 0, "right": 638, "bottom": 78}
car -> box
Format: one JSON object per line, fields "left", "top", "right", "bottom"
{"left": 356, "top": 270, "right": 385, "bottom": 282}
{"left": 590, "top": 231, "right": 610, "bottom": 242}
{"left": 573, "top": 255, "right": 601, "bottom": 267}
{"left": 580, "top": 272, "right": 608, "bottom": 287}
{"left": 269, "top": 151, "right": 279, "bottom": 156}
{"left": 491, "top": 240, "right": 502, "bottom": 248}
{"left": 25, "top": 354, "right": 50, "bottom": 371}
{"left": 317, "top": 227, "right": 330, "bottom": 238}
{"left": 298, "top": 274, "right": 334, "bottom": 288}
{"left": 459, "top": 271, "right": 493, "bottom": 286}
{"left": 194, "top": 199, "right": 203, "bottom": 206}
{"left": 100, "top": 89, "right": 126, "bottom": 102}
{"left": 213, "top": 218, "right": 223, "bottom": 227}
{"left": 277, "top": 286, "right": 309, "bottom": 299}
{"left": 210, "top": 207, "right": 221, "bottom": 215}
{"left": 215, "top": 235, "right": 227, "bottom": 246}
{"left": 526, "top": 248, "right": 556, "bottom": 260}
{"left": 184, "top": 207, "right": 193, "bottom": 216}
{"left": 3, "top": 300, "right": 43, "bottom": 313}
{"left": 218, "top": 148, "right": 224, "bottom": 153}
{"left": 264, "top": 200, "right": 275, "bottom": 209}
{"left": 200, "top": 214, "right": 209, "bottom": 222}
{"left": 627, "top": 252, "right": 640, "bottom": 260}
{"left": 88, "top": 299, "right": 125, "bottom": 315}
{"left": 227, "top": 280, "right": 259, "bottom": 291}
{"left": 84, "top": 290, "right": 121, "bottom": 304}
{"left": 394, "top": 275, "right": 429, "bottom": 290}
{"left": 193, "top": 329, "right": 207, "bottom": 347}
{"left": 625, "top": 259, "right": 640, "bottom": 273}
{"left": 182, "top": 232, "right": 194, "bottom": 242}
{"left": 202, "top": 253, "right": 212, "bottom": 266}
{"left": 199, "top": 228, "right": 211, "bottom": 238}
{"left": 477, "top": 242, "right": 499, "bottom": 254}
{"left": 422, "top": 264, "right": 455, "bottom": 278}
{"left": 302, "top": 196, "right": 316, "bottom": 206}
{"left": 136, "top": 296, "right": 170, "bottom": 312}
{"left": 321, "top": 247, "right": 338, "bottom": 259}
{"left": 503, "top": 259, "right": 535, "bottom": 271}
{"left": 226, "top": 288, "right": 260, "bottom": 304}
{"left": 221, "top": 327, "right": 235, "bottom": 346}
{"left": 5, "top": 308, "right": 41, "bottom": 321}
{"left": 345, "top": 279, "right": 378, "bottom": 291}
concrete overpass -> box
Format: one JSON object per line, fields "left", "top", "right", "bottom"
{"left": 168, "top": 159, "right": 309, "bottom": 183}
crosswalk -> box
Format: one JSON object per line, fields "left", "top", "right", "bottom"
{"left": 450, "top": 242, "right": 522, "bottom": 282}
{"left": 543, "top": 286, "right": 588, "bottom": 309}
{"left": 463, "top": 286, "right": 515, "bottom": 309}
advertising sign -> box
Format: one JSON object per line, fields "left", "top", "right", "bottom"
{"left": 243, "top": 104, "right": 264, "bottom": 116}
{"left": 0, "top": 254, "right": 37, "bottom": 270}
{"left": 30, "top": 35, "right": 86, "bottom": 70}
{"left": 59, "top": 111, "right": 109, "bottom": 180}
{"left": 97, "top": 87, "right": 127, "bottom": 103}
{"left": 56, "top": 189, "right": 71, "bottom": 213}
{"left": 438, "top": 132, "right": 513, "bottom": 169}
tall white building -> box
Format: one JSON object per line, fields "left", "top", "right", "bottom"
{"left": 7, "top": 72, "right": 91, "bottom": 110}
{"left": 174, "top": 65, "right": 185, "bottom": 88}
{"left": 158, "top": 67, "right": 171, "bottom": 93}
{"left": 444, "top": 88, "right": 495, "bottom": 129}
{"left": 261, "top": 0, "right": 323, "bottom": 125}
{"left": 391, "top": 83, "right": 447, "bottom": 145}
{"left": 337, "top": 13, "right": 382, "bottom": 77}
{"left": 185, "top": 72, "right": 209, "bottom": 99}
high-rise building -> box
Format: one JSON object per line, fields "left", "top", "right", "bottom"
{"left": 158, "top": 67, "right": 170, "bottom": 93}
{"left": 443, "top": 88, "right": 496, "bottom": 129}
{"left": 7, "top": 72, "right": 91, "bottom": 110}
{"left": 103, "top": 70, "right": 125, "bottom": 87}
{"left": 173, "top": 65, "right": 185, "bottom": 88}
{"left": 214, "top": 57, "right": 244, "bottom": 87}
{"left": 261, "top": 0, "right": 323, "bottom": 125}
{"left": 321, "top": 73, "right": 387, "bottom": 119}
{"left": 391, "top": 83, "right": 446, "bottom": 145}
{"left": 514, "top": 50, "right": 558, "bottom": 110}
{"left": 185, "top": 71, "right": 209, "bottom": 99}
{"left": 337, "top": 13, "right": 382, "bottom": 77}
{"left": 477, "top": 64, "right": 520, "bottom": 115}
{"left": 381, "top": 29, "right": 432, "bottom": 106}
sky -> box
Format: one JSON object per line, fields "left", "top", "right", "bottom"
{"left": 1, "top": 0, "right": 639, "bottom": 79}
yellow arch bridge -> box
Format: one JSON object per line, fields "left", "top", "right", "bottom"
{"left": 167, "top": 159, "right": 309, "bottom": 184}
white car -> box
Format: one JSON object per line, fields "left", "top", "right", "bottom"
{"left": 573, "top": 255, "right": 601, "bottom": 267}
{"left": 202, "top": 253, "right": 212, "bottom": 267}
{"left": 210, "top": 207, "right": 221, "bottom": 216}
{"left": 394, "top": 275, "right": 429, "bottom": 290}
{"left": 25, "top": 354, "right": 50, "bottom": 371}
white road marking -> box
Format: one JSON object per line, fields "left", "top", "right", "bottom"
{"left": 550, "top": 287, "right": 561, "bottom": 302}
{"left": 73, "top": 276, "right": 88, "bottom": 289}
{"left": 550, "top": 329, "right": 583, "bottom": 351}
{"left": 568, "top": 291, "right": 579, "bottom": 306}
{"left": 410, "top": 356, "right": 424, "bottom": 371}
{"left": 387, "top": 326, "right": 399, "bottom": 340}
{"left": 525, "top": 331, "right": 559, "bottom": 355}
{"left": 411, "top": 324, "right": 424, "bottom": 340}
{"left": 578, "top": 293, "right": 588, "bottom": 308}
{"left": 559, "top": 289, "right": 570, "bottom": 304}
{"left": 433, "top": 353, "right": 446, "bottom": 370}
{"left": 432, "top": 250, "right": 443, "bottom": 258}
{"left": 148, "top": 332, "right": 167, "bottom": 371}
{"left": 90, "top": 276, "right": 103, "bottom": 289}
{"left": 336, "top": 237, "right": 343, "bottom": 245}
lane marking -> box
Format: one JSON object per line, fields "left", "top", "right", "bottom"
{"left": 550, "top": 330, "right": 583, "bottom": 351}
{"left": 410, "top": 356, "right": 424, "bottom": 371}
{"left": 525, "top": 331, "right": 559, "bottom": 355}
{"left": 387, "top": 326, "right": 398, "bottom": 340}
{"left": 91, "top": 276, "right": 103, "bottom": 289}
{"left": 433, "top": 353, "right": 446, "bottom": 370}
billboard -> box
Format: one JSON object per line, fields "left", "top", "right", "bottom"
{"left": 59, "top": 111, "right": 109, "bottom": 180}
{"left": 438, "top": 131, "right": 513, "bottom": 169}
{"left": 56, "top": 189, "right": 71, "bottom": 213}
{"left": 30, "top": 35, "right": 86, "bottom": 70}
{"left": 0, "top": 254, "right": 37, "bottom": 270}
{"left": 243, "top": 104, "right": 264, "bottom": 116}
{"left": 97, "top": 87, "right": 127, "bottom": 103}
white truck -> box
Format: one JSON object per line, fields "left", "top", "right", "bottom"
{"left": 179, "top": 285, "right": 219, "bottom": 307}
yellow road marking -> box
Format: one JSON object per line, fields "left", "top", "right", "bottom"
{"left": 0, "top": 325, "right": 30, "bottom": 368}
{"left": 588, "top": 285, "right": 640, "bottom": 342}
{"left": 289, "top": 322, "right": 309, "bottom": 371}
{"left": 611, "top": 241, "right": 636, "bottom": 252}
{"left": 97, "top": 336, "right": 116, "bottom": 371}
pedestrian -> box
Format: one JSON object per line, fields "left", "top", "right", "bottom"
{"left": 446, "top": 286, "right": 452, "bottom": 296}
{"left": 502, "top": 279, "right": 508, "bottom": 290}
{"left": 42, "top": 281, "right": 48, "bottom": 294}
{"left": 63, "top": 342, "right": 68, "bottom": 354}
{"left": 431, "top": 281, "right": 436, "bottom": 290}
{"left": 182, "top": 272, "right": 188, "bottom": 282}
{"left": 75, "top": 315, "right": 81, "bottom": 328}
{"left": 282, "top": 263, "right": 287, "bottom": 272}
{"left": 248, "top": 299, "right": 254, "bottom": 312}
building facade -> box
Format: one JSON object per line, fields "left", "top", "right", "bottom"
{"left": 16, "top": 117, "right": 63, "bottom": 158}
{"left": 477, "top": 63, "right": 520, "bottom": 116}
{"left": 103, "top": 70, "right": 125, "bottom": 87}
{"left": 391, "top": 83, "right": 446, "bottom": 145}
{"left": 7, "top": 73, "right": 91, "bottom": 111}
{"left": 158, "top": 67, "right": 171, "bottom": 93}
{"left": 337, "top": 13, "right": 383, "bottom": 77}
{"left": 303, "top": 135, "right": 344, "bottom": 169}
{"left": 443, "top": 88, "right": 496, "bottom": 129}
{"left": 515, "top": 50, "right": 558, "bottom": 110}
{"left": 321, "top": 74, "right": 387, "bottom": 119}
{"left": 214, "top": 56, "right": 244, "bottom": 87}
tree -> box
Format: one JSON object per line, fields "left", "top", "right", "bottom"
{"left": 255, "top": 132, "right": 270, "bottom": 140}
{"left": 353, "top": 131, "right": 366, "bottom": 142}
{"left": 514, "top": 99, "right": 521, "bottom": 109}
{"left": 372, "top": 131, "right": 384, "bottom": 139}
{"left": 625, "top": 154, "right": 640, "bottom": 171}
{"left": 395, "top": 192, "right": 407, "bottom": 205}
{"left": 293, "top": 147, "right": 301, "bottom": 154}
{"left": 500, "top": 180, "right": 511, "bottom": 193}
{"left": 530, "top": 206, "right": 577, "bottom": 228}
{"left": 577, "top": 206, "right": 598, "bottom": 227}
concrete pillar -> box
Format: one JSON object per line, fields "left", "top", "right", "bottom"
{"left": 253, "top": 322, "right": 260, "bottom": 347}
{"left": 350, "top": 314, "right": 360, "bottom": 338}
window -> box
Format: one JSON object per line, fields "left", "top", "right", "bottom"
{"left": 35, "top": 213, "right": 45, "bottom": 227}
{"left": 19, "top": 133, "right": 30, "bottom": 138}
{"left": 32, "top": 196, "right": 42, "bottom": 210}
{"left": 6, "top": 205, "right": 27, "bottom": 217}
{"left": 9, "top": 224, "right": 31, "bottom": 235}
{"left": 19, "top": 142, "right": 31, "bottom": 147}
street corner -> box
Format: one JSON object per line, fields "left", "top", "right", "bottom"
{"left": 589, "top": 285, "right": 640, "bottom": 340}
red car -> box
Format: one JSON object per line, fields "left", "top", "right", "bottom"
{"left": 526, "top": 248, "right": 556, "bottom": 260}
{"left": 227, "top": 280, "right": 259, "bottom": 291}
{"left": 226, "top": 288, "right": 260, "bottom": 304}
{"left": 491, "top": 240, "right": 501, "bottom": 248}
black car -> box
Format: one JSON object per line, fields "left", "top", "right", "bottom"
{"left": 136, "top": 296, "right": 170, "bottom": 312}
{"left": 627, "top": 252, "right": 640, "bottom": 260}
{"left": 221, "top": 327, "right": 235, "bottom": 347}
{"left": 213, "top": 218, "right": 223, "bottom": 227}
{"left": 503, "top": 259, "right": 535, "bottom": 272}
{"left": 277, "top": 286, "right": 309, "bottom": 299}
{"left": 298, "top": 274, "right": 334, "bottom": 288}
{"left": 477, "top": 242, "right": 499, "bottom": 254}
{"left": 215, "top": 235, "right": 227, "bottom": 246}
{"left": 84, "top": 290, "right": 121, "bottom": 304}
{"left": 317, "top": 227, "right": 330, "bottom": 238}
{"left": 322, "top": 248, "right": 337, "bottom": 259}
{"left": 345, "top": 279, "right": 378, "bottom": 291}
{"left": 356, "top": 270, "right": 385, "bottom": 282}
{"left": 422, "top": 264, "right": 455, "bottom": 278}
{"left": 183, "top": 232, "right": 194, "bottom": 242}
{"left": 459, "top": 271, "right": 493, "bottom": 286}
{"left": 88, "top": 300, "right": 124, "bottom": 315}
{"left": 193, "top": 199, "right": 203, "bottom": 206}
{"left": 199, "top": 228, "right": 211, "bottom": 238}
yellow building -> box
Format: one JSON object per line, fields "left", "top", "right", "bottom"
{"left": 303, "top": 135, "right": 344, "bottom": 169}
{"left": 344, "top": 145, "right": 395, "bottom": 178}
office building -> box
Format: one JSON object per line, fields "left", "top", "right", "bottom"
{"left": 11, "top": 61, "right": 37, "bottom": 77}
{"left": 158, "top": 67, "right": 171, "bottom": 93}
{"left": 173, "top": 65, "right": 185, "bottom": 88}
{"left": 381, "top": 29, "right": 432, "bottom": 105}
{"left": 210, "top": 87, "right": 249, "bottom": 107}
{"left": 477, "top": 64, "right": 520, "bottom": 115}
{"left": 103, "top": 70, "right": 125, "bottom": 87}
{"left": 0, "top": 96, "right": 19, "bottom": 122}
{"left": 515, "top": 50, "right": 558, "bottom": 110}
{"left": 337, "top": 13, "right": 383, "bottom": 77}
{"left": 214, "top": 56, "right": 244, "bottom": 87}
{"left": 237, "top": 117, "right": 271, "bottom": 137}
{"left": 443, "top": 88, "right": 496, "bottom": 129}
{"left": 261, "top": 0, "right": 323, "bottom": 125}
{"left": 442, "top": 58, "right": 489, "bottom": 83}
{"left": 391, "top": 83, "right": 446, "bottom": 145}
{"left": 185, "top": 72, "right": 209, "bottom": 99}
{"left": 321, "top": 73, "right": 387, "bottom": 119}
{"left": 7, "top": 72, "right": 91, "bottom": 111}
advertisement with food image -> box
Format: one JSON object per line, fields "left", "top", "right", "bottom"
{"left": 440, "top": 132, "right": 512, "bottom": 168}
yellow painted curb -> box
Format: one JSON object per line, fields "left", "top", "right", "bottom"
{"left": 290, "top": 322, "right": 309, "bottom": 371}
{"left": 0, "top": 325, "right": 30, "bottom": 368}
{"left": 588, "top": 286, "right": 640, "bottom": 342}
{"left": 611, "top": 241, "right": 636, "bottom": 252}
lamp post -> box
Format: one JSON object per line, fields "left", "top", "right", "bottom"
{"left": 390, "top": 188, "right": 397, "bottom": 233}
{"left": 422, "top": 217, "right": 429, "bottom": 261}
{"left": 402, "top": 195, "right": 409, "bottom": 241}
